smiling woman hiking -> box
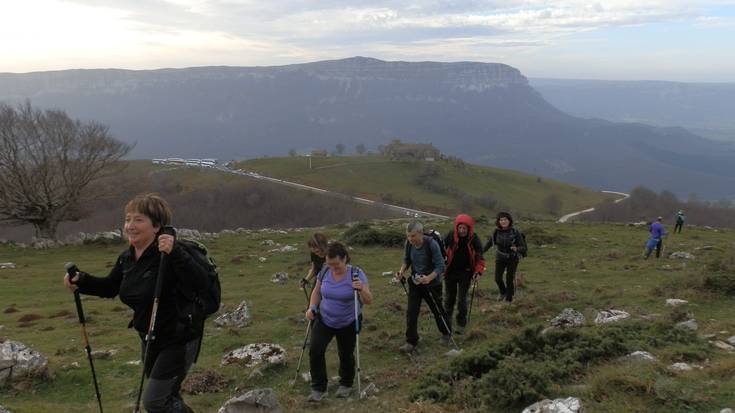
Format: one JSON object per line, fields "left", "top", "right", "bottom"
{"left": 304, "top": 241, "right": 373, "bottom": 402}
{"left": 63, "top": 193, "right": 210, "bottom": 413}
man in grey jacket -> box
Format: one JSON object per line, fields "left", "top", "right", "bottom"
{"left": 395, "top": 221, "right": 450, "bottom": 352}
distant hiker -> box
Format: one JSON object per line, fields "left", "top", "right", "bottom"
{"left": 394, "top": 220, "right": 450, "bottom": 353}
{"left": 443, "top": 214, "right": 485, "bottom": 334}
{"left": 644, "top": 216, "right": 667, "bottom": 259}
{"left": 300, "top": 233, "right": 328, "bottom": 290}
{"left": 674, "top": 210, "right": 686, "bottom": 233}
{"left": 305, "top": 242, "right": 372, "bottom": 402}
{"left": 483, "top": 212, "right": 527, "bottom": 303}
{"left": 63, "top": 194, "right": 210, "bottom": 413}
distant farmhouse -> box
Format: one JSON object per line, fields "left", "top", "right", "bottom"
{"left": 380, "top": 140, "right": 442, "bottom": 161}
{"left": 310, "top": 149, "right": 328, "bottom": 157}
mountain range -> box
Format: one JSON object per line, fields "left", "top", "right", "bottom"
{"left": 1, "top": 57, "right": 734, "bottom": 198}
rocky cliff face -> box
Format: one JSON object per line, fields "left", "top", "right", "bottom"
{"left": 1, "top": 57, "right": 733, "bottom": 197}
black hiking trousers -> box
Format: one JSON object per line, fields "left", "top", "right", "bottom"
{"left": 444, "top": 271, "right": 472, "bottom": 330}
{"left": 309, "top": 317, "right": 356, "bottom": 392}
{"left": 142, "top": 338, "right": 199, "bottom": 413}
{"left": 674, "top": 221, "right": 683, "bottom": 233}
{"left": 495, "top": 258, "right": 519, "bottom": 302}
{"left": 406, "top": 281, "right": 450, "bottom": 345}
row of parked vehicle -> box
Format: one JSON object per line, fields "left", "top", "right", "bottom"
{"left": 152, "top": 158, "right": 217, "bottom": 167}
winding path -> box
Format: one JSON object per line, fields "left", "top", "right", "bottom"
{"left": 556, "top": 190, "right": 630, "bottom": 223}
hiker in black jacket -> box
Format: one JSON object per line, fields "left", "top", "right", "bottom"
{"left": 483, "top": 212, "right": 527, "bottom": 303}
{"left": 64, "top": 194, "right": 209, "bottom": 413}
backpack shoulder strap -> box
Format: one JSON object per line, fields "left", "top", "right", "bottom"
{"left": 317, "top": 263, "right": 329, "bottom": 283}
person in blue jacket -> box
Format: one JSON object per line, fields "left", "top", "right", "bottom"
{"left": 644, "top": 216, "right": 667, "bottom": 259}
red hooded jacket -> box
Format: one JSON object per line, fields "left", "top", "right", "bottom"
{"left": 444, "top": 214, "right": 486, "bottom": 276}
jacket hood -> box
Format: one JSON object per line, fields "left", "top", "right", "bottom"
{"left": 454, "top": 214, "right": 475, "bottom": 239}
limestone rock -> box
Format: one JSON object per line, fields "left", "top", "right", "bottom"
{"left": 0, "top": 405, "right": 13, "bottom": 413}
{"left": 712, "top": 341, "right": 735, "bottom": 352}
{"left": 0, "top": 340, "right": 49, "bottom": 385}
{"left": 222, "top": 343, "right": 286, "bottom": 368}
{"left": 214, "top": 301, "right": 251, "bottom": 328}
{"left": 261, "top": 240, "right": 276, "bottom": 246}
{"left": 666, "top": 299, "right": 689, "bottom": 306}
{"left": 622, "top": 351, "right": 657, "bottom": 363}
{"left": 727, "top": 336, "right": 735, "bottom": 346}
{"left": 218, "top": 388, "right": 283, "bottom": 413}
{"left": 270, "top": 272, "right": 289, "bottom": 284}
{"left": 670, "top": 362, "right": 695, "bottom": 371}
{"left": 720, "top": 408, "right": 732, "bottom": 413}
{"left": 522, "top": 397, "right": 585, "bottom": 413}
{"left": 549, "top": 308, "right": 585, "bottom": 328}
{"left": 270, "top": 245, "right": 297, "bottom": 253}
{"left": 594, "top": 310, "right": 630, "bottom": 324}
{"left": 676, "top": 319, "right": 699, "bottom": 331}
{"left": 669, "top": 252, "right": 695, "bottom": 260}
{"left": 0, "top": 263, "right": 16, "bottom": 269}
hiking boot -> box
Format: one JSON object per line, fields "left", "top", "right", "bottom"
{"left": 335, "top": 385, "right": 352, "bottom": 399}
{"left": 399, "top": 342, "right": 416, "bottom": 353}
{"left": 307, "top": 390, "right": 327, "bottom": 402}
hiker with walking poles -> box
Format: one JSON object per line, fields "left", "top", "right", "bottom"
{"left": 305, "top": 242, "right": 372, "bottom": 402}
{"left": 63, "top": 194, "right": 211, "bottom": 413}
{"left": 483, "top": 212, "right": 527, "bottom": 303}
{"left": 644, "top": 216, "right": 668, "bottom": 259}
{"left": 394, "top": 220, "right": 452, "bottom": 353}
{"left": 443, "top": 214, "right": 485, "bottom": 334}
{"left": 299, "top": 233, "right": 328, "bottom": 302}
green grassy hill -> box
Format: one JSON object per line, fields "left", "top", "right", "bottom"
{"left": 2, "top": 220, "right": 734, "bottom": 412}
{"left": 235, "top": 155, "right": 615, "bottom": 220}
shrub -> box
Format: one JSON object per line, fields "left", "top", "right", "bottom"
{"left": 342, "top": 222, "right": 405, "bottom": 247}
{"left": 703, "top": 274, "right": 735, "bottom": 295}
{"left": 522, "top": 226, "right": 568, "bottom": 246}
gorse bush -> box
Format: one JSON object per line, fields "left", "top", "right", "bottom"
{"left": 342, "top": 222, "right": 405, "bottom": 247}
{"left": 412, "top": 322, "right": 701, "bottom": 409}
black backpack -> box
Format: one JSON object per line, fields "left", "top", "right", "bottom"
{"left": 178, "top": 239, "right": 222, "bottom": 317}
{"left": 492, "top": 228, "right": 528, "bottom": 258}
{"left": 425, "top": 229, "right": 447, "bottom": 260}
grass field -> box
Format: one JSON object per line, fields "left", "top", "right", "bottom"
{"left": 1, "top": 219, "right": 734, "bottom": 412}
{"left": 234, "top": 155, "right": 615, "bottom": 219}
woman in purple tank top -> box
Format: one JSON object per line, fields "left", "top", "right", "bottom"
{"left": 304, "top": 242, "right": 373, "bottom": 402}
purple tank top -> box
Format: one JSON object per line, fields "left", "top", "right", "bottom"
{"left": 319, "top": 265, "right": 367, "bottom": 329}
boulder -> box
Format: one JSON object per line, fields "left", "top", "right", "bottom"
{"left": 31, "top": 238, "right": 58, "bottom": 249}
{"left": 270, "top": 245, "right": 297, "bottom": 253}
{"left": 666, "top": 299, "right": 689, "bottom": 306}
{"left": 218, "top": 388, "right": 283, "bottom": 413}
{"left": 222, "top": 343, "right": 286, "bottom": 368}
{"left": 594, "top": 310, "right": 630, "bottom": 324}
{"left": 0, "top": 405, "right": 13, "bottom": 413}
{"left": 622, "top": 351, "right": 657, "bottom": 363}
{"left": 721, "top": 409, "right": 733, "bottom": 413}
{"left": 669, "top": 252, "right": 695, "bottom": 260}
{"left": 270, "top": 272, "right": 289, "bottom": 284}
{"left": 727, "top": 336, "right": 735, "bottom": 346}
{"left": 670, "top": 362, "right": 694, "bottom": 371}
{"left": 261, "top": 240, "right": 276, "bottom": 246}
{"left": 522, "top": 397, "right": 585, "bottom": 413}
{"left": 177, "top": 228, "right": 202, "bottom": 240}
{"left": 676, "top": 319, "right": 698, "bottom": 331}
{"left": 549, "top": 309, "right": 585, "bottom": 328}
{"left": 712, "top": 341, "right": 735, "bottom": 352}
{"left": 0, "top": 263, "right": 16, "bottom": 269}
{"left": 214, "top": 301, "right": 251, "bottom": 328}
{"left": 0, "top": 340, "right": 49, "bottom": 385}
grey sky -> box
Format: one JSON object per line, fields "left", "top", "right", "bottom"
{"left": 2, "top": 0, "right": 735, "bottom": 81}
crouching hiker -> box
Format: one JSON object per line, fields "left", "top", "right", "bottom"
{"left": 443, "top": 214, "right": 485, "bottom": 334}
{"left": 394, "top": 220, "right": 450, "bottom": 353}
{"left": 63, "top": 194, "right": 210, "bottom": 413}
{"left": 305, "top": 242, "right": 372, "bottom": 402}
{"left": 484, "top": 212, "right": 527, "bottom": 303}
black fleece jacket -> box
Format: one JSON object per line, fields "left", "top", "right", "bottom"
{"left": 77, "top": 241, "right": 209, "bottom": 349}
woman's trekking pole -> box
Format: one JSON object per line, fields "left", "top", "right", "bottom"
{"left": 467, "top": 278, "right": 478, "bottom": 326}
{"left": 398, "top": 274, "right": 408, "bottom": 295}
{"left": 353, "top": 270, "right": 362, "bottom": 399}
{"left": 134, "top": 226, "right": 175, "bottom": 413}
{"left": 291, "top": 318, "right": 313, "bottom": 387}
{"left": 300, "top": 278, "right": 311, "bottom": 304}
{"left": 65, "top": 262, "right": 104, "bottom": 413}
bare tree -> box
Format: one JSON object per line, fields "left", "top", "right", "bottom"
{"left": 0, "top": 102, "right": 131, "bottom": 239}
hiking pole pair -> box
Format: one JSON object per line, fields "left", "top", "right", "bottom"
{"left": 134, "top": 226, "right": 175, "bottom": 413}
{"left": 65, "top": 262, "right": 104, "bottom": 413}
{"left": 421, "top": 282, "right": 460, "bottom": 351}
